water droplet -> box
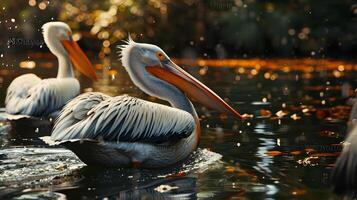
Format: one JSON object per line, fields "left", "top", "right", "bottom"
{"left": 10, "top": 18, "right": 15, "bottom": 23}
{"left": 0, "top": 54, "right": 3, "bottom": 58}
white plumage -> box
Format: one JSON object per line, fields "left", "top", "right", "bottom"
{"left": 6, "top": 74, "right": 79, "bottom": 116}
{"left": 46, "top": 92, "right": 198, "bottom": 168}
{"left": 47, "top": 38, "right": 241, "bottom": 168}
{"left": 51, "top": 92, "right": 195, "bottom": 143}
{"left": 5, "top": 22, "right": 96, "bottom": 117}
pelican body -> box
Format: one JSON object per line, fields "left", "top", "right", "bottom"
{"left": 5, "top": 22, "right": 96, "bottom": 117}
{"left": 48, "top": 38, "right": 243, "bottom": 168}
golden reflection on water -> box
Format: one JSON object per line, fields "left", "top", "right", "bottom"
{"left": 173, "top": 58, "right": 357, "bottom": 72}
{"left": 1, "top": 56, "right": 355, "bottom": 84}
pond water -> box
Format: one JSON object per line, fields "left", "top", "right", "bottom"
{"left": 0, "top": 57, "right": 355, "bottom": 199}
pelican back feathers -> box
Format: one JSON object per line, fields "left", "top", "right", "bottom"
{"left": 51, "top": 92, "right": 195, "bottom": 144}
{"left": 5, "top": 74, "right": 79, "bottom": 116}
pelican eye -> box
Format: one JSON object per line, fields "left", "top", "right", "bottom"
{"left": 156, "top": 51, "right": 165, "bottom": 61}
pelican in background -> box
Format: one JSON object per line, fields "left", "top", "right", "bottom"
{"left": 332, "top": 96, "right": 357, "bottom": 193}
{"left": 5, "top": 22, "right": 97, "bottom": 117}
{"left": 45, "top": 37, "right": 244, "bottom": 168}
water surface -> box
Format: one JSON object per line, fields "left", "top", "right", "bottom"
{"left": 0, "top": 57, "right": 355, "bottom": 199}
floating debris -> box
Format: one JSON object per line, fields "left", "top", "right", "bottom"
{"left": 260, "top": 109, "right": 272, "bottom": 117}
{"left": 290, "top": 114, "right": 301, "bottom": 120}
{"left": 225, "top": 166, "right": 235, "bottom": 173}
{"left": 291, "top": 189, "right": 307, "bottom": 196}
{"left": 297, "top": 156, "right": 320, "bottom": 167}
{"left": 276, "top": 110, "right": 288, "bottom": 118}
{"left": 319, "top": 130, "right": 339, "bottom": 138}
{"left": 154, "top": 184, "right": 179, "bottom": 193}
{"left": 290, "top": 151, "right": 301, "bottom": 155}
{"left": 241, "top": 113, "right": 254, "bottom": 119}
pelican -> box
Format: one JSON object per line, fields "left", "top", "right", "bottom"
{"left": 332, "top": 97, "right": 357, "bottom": 193}
{"left": 5, "top": 22, "right": 97, "bottom": 117}
{"left": 46, "top": 37, "right": 244, "bottom": 168}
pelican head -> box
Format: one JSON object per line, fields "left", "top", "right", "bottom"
{"left": 42, "top": 22, "right": 97, "bottom": 80}
{"left": 119, "top": 37, "right": 243, "bottom": 118}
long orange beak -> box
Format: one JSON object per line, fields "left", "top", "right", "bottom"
{"left": 61, "top": 40, "right": 97, "bottom": 81}
{"left": 146, "top": 60, "right": 243, "bottom": 119}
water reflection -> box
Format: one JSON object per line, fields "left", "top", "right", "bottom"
{"left": 53, "top": 168, "right": 198, "bottom": 199}
{"left": 255, "top": 137, "right": 275, "bottom": 174}
{"left": 0, "top": 57, "right": 355, "bottom": 199}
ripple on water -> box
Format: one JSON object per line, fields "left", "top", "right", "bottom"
{"left": 0, "top": 147, "right": 84, "bottom": 197}
{"left": 1, "top": 148, "right": 222, "bottom": 199}
{"left": 169, "top": 148, "right": 223, "bottom": 175}
{"left": 13, "top": 192, "right": 66, "bottom": 200}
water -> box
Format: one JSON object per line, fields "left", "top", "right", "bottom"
{"left": 0, "top": 57, "right": 355, "bottom": 199}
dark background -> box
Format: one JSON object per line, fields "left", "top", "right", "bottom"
{"left": 1, "top": 0, "right": 357, "bottom": 60}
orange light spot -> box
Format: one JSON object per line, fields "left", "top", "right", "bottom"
{"left": 266, "top": 151, "right": 283, "bottom": 156}
{"left": 291, "top": 189, "right": 307, "bottom": 196}
{"left": 260, "top": 109, "right": 272, "bottom": 117}
{"left": 305, "top": 148, "right": 315, "bottom": 153}
{"left": 290, "top": 151, "right": 301, "bottom": 155}
{"left": 225, "top": 166, "right": 236, "bottom": 173}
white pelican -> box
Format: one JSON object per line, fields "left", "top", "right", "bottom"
{"left": 46, "top": 37, "right": 244, "bottom": 168}
{"left": 5, "top": 22, "right": 97, "bottom": 117}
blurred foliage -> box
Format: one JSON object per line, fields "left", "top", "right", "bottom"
{"left": 1, "top": 0, "right": 357, "bottom": 58}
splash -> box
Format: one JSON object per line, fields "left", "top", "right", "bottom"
{"left": 0, "top": 147, "right": 84, "bottom": 197}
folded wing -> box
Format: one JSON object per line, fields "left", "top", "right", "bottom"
{"left": 51, "top": 92, "right": 195, "bottom": 143}
{"left": 6, "top": 74, "right": 79, "bottom": 116}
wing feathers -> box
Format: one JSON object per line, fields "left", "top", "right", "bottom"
{"left": 6, "top": 74, "right": 79, "bottom": 116}
{"left": 52, "top": 92, "right": 195, "bottom": 143}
